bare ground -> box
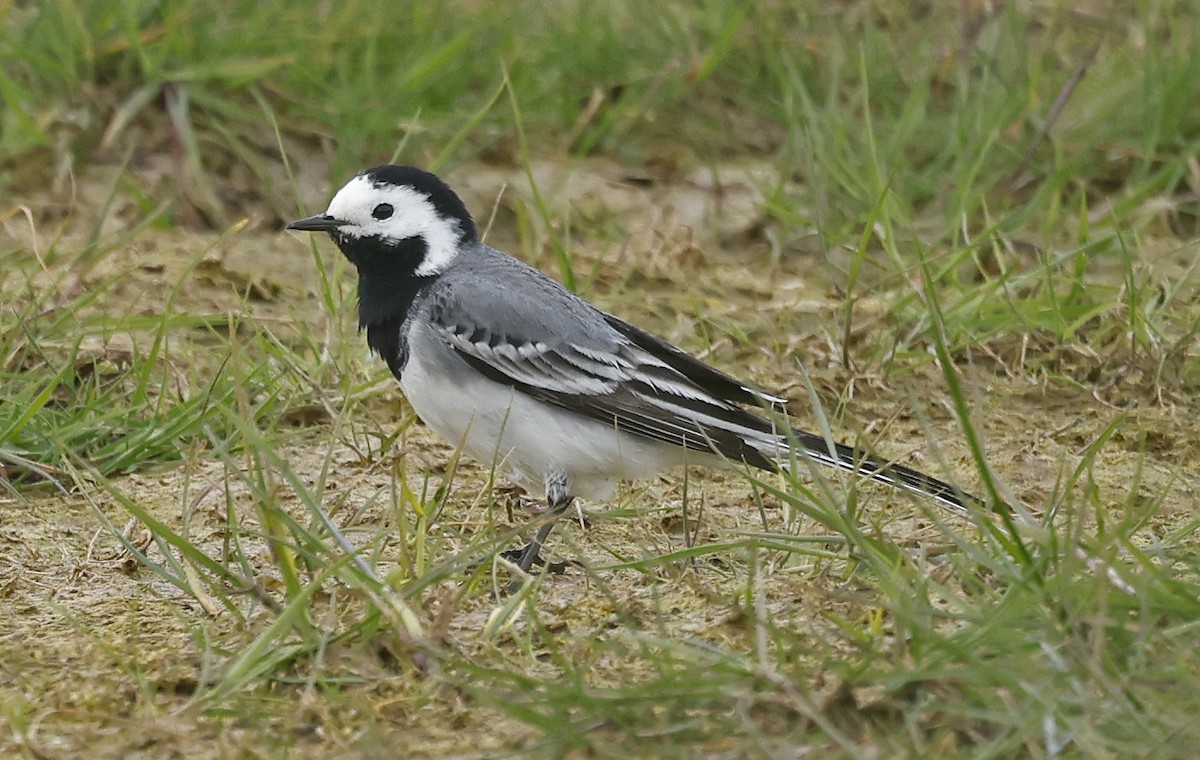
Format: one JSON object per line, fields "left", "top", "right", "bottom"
{"left": 2, "top": 157, "right": 1196, "bottom": 757}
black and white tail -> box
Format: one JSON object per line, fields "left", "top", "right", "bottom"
{"left": 752, "top": 428, "right": 979, "bottom": 513}
{"left": 596, "top": 315, "right": 980, "bottom": 512}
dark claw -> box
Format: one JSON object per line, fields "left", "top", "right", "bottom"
{"left": 500, "top": 543, "right": 571, "bottom": 575}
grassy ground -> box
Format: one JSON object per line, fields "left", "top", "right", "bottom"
{"left": 2, "top": 0, "right": 1199, "bottom": 757}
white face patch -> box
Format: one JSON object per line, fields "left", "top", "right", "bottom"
{"left": 324, "top": 174, "right": 466, "bottom": 276}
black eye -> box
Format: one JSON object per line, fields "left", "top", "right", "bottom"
{"left": 372, "top": 203, "right": 394, "bottom": 220}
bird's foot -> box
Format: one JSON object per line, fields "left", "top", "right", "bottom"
{"left": 500, "top": 542, "right": 572, "bottom": 575}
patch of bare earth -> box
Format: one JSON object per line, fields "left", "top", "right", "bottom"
{"left": 2, "top": 157, "right": 1195, "bottom": 756}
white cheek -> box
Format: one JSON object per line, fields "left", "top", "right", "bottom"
{"left": 362, "top": 217, "right": 413, "bottom": 240}
{"left": 413, "top": 220, "right": 463, "bottom": 276}
{"left": 324, "top": 177, "right": 463, "bottom": 275}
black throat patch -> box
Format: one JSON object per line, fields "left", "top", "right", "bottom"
{"left": 333, "top": 232, "right": 440, "bottom": 378}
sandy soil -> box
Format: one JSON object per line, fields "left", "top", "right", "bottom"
{"left": 2, "top": 157, "right": 1196, "bottom": 757}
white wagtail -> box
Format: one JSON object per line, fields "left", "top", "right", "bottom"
{"left": 288, "top": 165, "right": 981, "bottom": 573}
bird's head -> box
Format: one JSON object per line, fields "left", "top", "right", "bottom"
{"left": 288, "top": 165, "right": 478, "bottom": 277}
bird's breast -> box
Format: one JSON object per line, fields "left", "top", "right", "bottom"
{"left": 398, "top": 326, "right": 688, "bottom": 500}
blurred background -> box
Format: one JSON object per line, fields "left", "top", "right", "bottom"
{"left": 5, "top": 0, "right": 1197, "bottom": 242}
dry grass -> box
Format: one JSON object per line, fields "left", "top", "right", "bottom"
{"left": 3, "top": 2, "right": 1200, "bottom": 757}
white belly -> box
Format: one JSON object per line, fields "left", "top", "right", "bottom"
{"left": 399, "top": 338, "right": 690, "bottom": 501}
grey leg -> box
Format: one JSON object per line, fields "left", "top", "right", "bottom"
{"left": 505, "top": 471, "right": 573, "bottom": 574}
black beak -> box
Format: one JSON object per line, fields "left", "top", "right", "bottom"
{"left": 287, "top": 214, "right": 343, "bottom": 232}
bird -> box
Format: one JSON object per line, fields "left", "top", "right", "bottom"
{"left": 288, "top": 165, "right": 981, "bottom": 575}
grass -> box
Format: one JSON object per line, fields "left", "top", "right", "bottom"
{"left": 3, "top": 0, "right": 1200, "bottom": 757}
